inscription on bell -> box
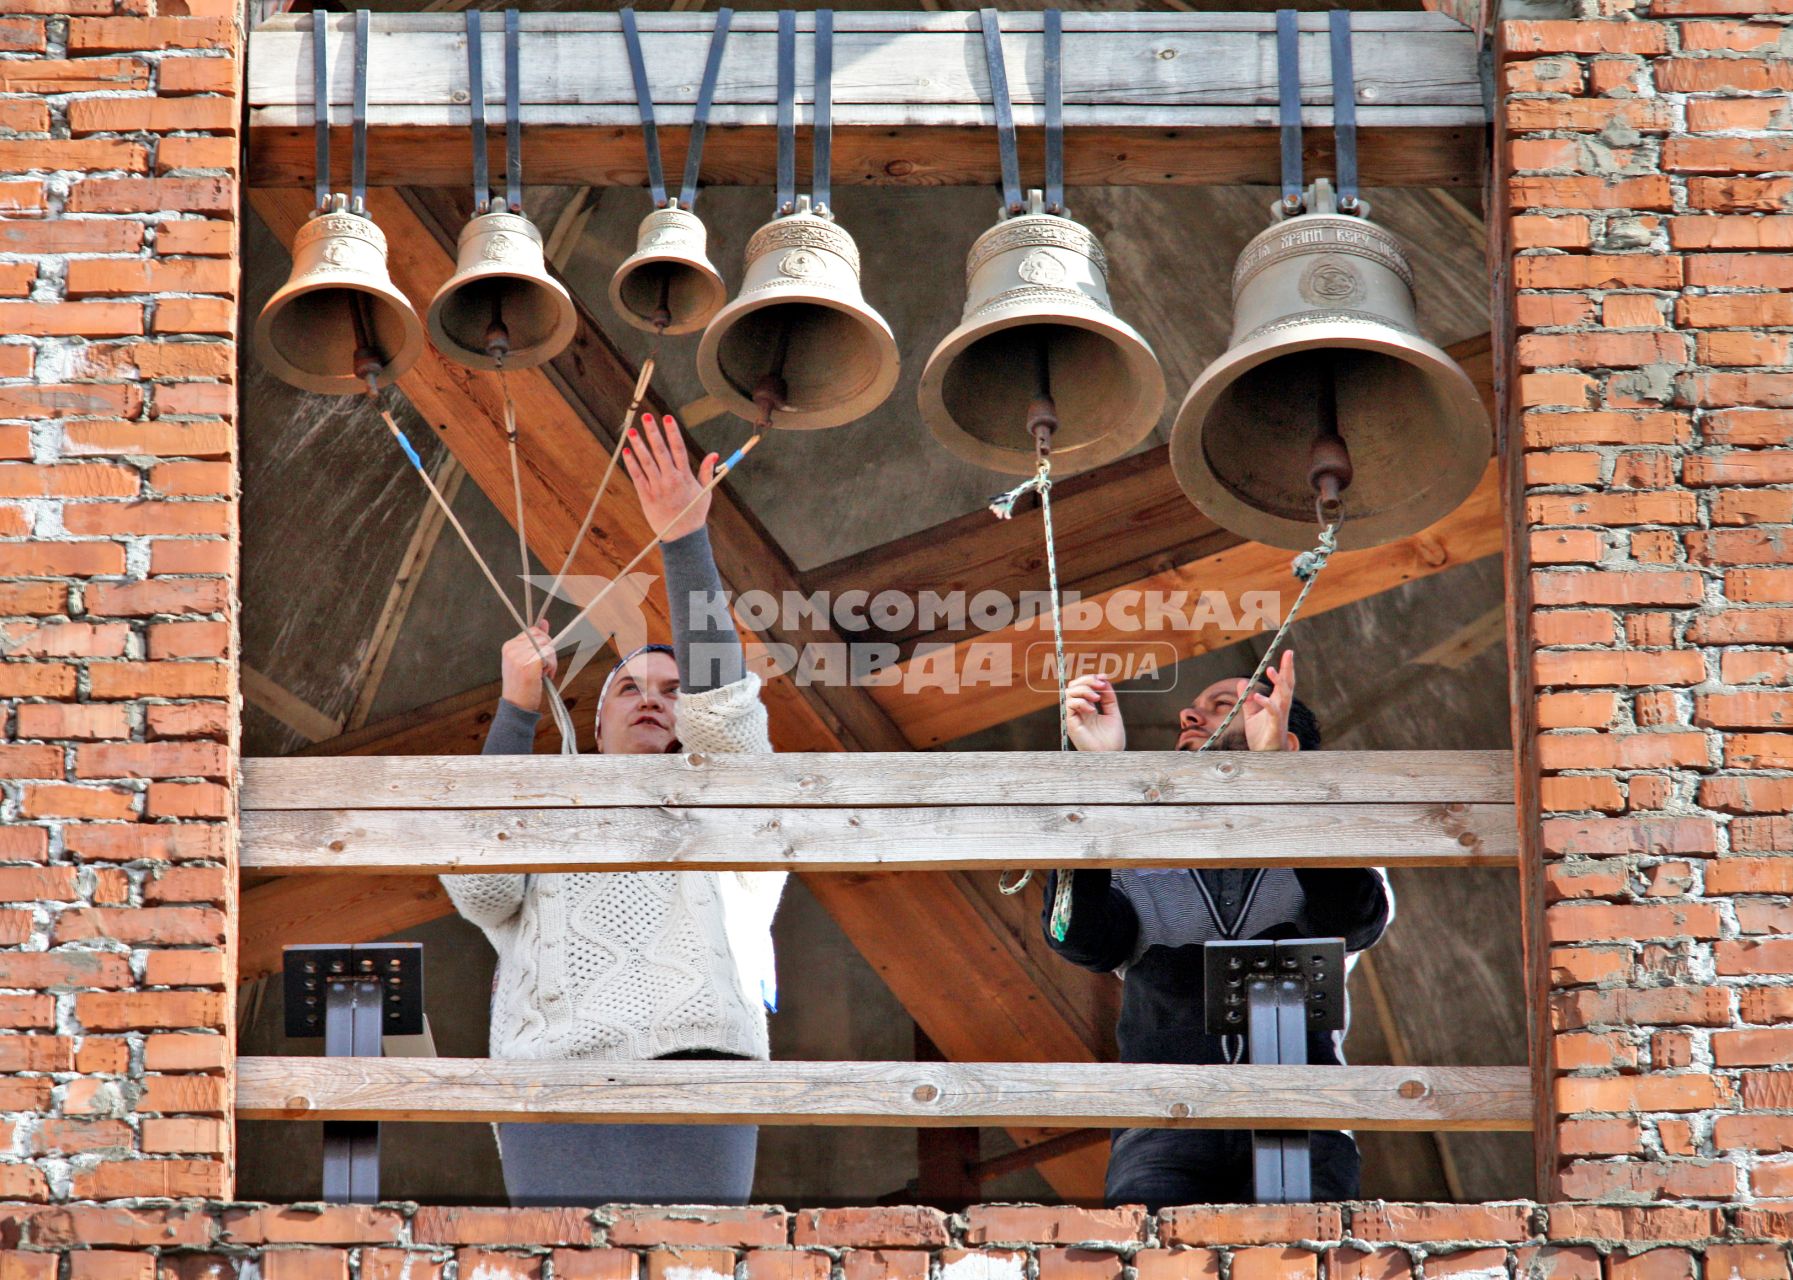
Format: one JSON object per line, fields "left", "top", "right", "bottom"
{"left": 1017, "top": 249, "right": 1066, "bottom": 286}
{"left": 321, "top": 239, "right": 353, "bottom": 267}
{"left": 1301, "top": 257, "right": 1361, "bottom": 305}
{"left": 481, "top": 232, "right": 516, "bottom": 262}
{"left": 778, "top": 249, "right": 822, "bottom": 279}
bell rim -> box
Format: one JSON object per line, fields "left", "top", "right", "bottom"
{"left": 918, "top": 307, "right": 1166, "bottom": 478}
{"left": 694, "top": 289, "right": 900, "bottom": 431}
{"left": 253, "top": 279, "right": 427, "bottom": 396}
{"left": 424, "top": 264, "right": 578, "bottom": 371}
{"left": 1169, "top": 320, "right": 1491, "bottom": 552}
{"left": 607, "top": 253, "right": 729, "bottom": 337}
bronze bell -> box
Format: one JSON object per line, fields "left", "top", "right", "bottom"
{"left": 1171, "top": 180, "right": 1491, "bottom": 552}
{"left": 610, "top": 204, "right": 728, "bottom": 337}
{"left": 921, "top": 191, "right": 1164, "bottom": 477}
{"left": 254, "top": 198, "right": 426, "bottom": 396}
{"left": 426, "top": 208, "right": 577, "bottom": 371}
{"left": 696, "top": 196, "right": 899, "bottom": 430}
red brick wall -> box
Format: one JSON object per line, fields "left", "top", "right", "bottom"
{"left": 0, "top": 0, "right": 239, "bottom": 1202}
{"left": 2, "top": 0, "right": 1792, "bottom": 1263}
{"left": 0, "top": 1203, "right": 1783, "bottom": 1280}
{"left": 1505, "top": 4, "right": 1793, "bottom": 1205}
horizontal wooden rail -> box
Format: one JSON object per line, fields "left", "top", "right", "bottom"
{"left": 245, "top": 750, "right": 1513, "bottom": 809}
{"left": 237, "top": 1058, "right": 1532, "bottom": 1131}
{"left": 247, "top": 11, "right": 1486, "bottom": 188}
{"left": 239, "top": 751, "right": 1518, "bottom": 874}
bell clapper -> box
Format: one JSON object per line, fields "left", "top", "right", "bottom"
{"left": 348, "top": 290, "right": 387, "bottom": 390}
{"left": 750, "top": 315, "right": 793, "bottom": 429}
{"left": 1026, "top": 333, "right": 1058, "bottom": 462}
{"left": 1306, "top": 359, "right": 1354, "bottom": 531}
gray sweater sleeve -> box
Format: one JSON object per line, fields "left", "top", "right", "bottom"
{"left": 662, "top": 525, "right": 742, "bottom": 695}
{"left": 481, "top": 698, "right": 540, "bottom": 755}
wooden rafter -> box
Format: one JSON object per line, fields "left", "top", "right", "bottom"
{"left": 247, "top": 11, "right": 1487, "bottom": 190}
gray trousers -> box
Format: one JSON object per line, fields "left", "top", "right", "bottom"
{"left": 497, "top": 1119, "right": 758, "bottom": 1207}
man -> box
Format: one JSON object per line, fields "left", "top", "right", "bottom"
{"left": 1044, "top": 651, "right": 1393, "bottom": 1208}
{"left": 442, "top": 412, "right": 783, "bottom": 1207}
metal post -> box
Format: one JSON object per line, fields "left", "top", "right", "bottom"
{"left": 322, "top": 977, "right": 383, "bottom": 1202}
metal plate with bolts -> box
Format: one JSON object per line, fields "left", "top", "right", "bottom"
{"left": 1203, "top": 938, "right": 1346, "bottom": 1036}
{"left": 282, "top": 942, "right": 425, "bottom": 1039}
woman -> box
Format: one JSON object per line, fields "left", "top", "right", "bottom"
{"left": 442, "top": 411, "right": 783, "bottom": 1206}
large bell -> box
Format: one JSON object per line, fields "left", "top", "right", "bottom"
{"left": 920, "top": 193, "right": 1164, "bottom": 476}
{"left": 610, "top": 205, "right": 728, "bottom": 337}
{"left": 426, "top": 209, "right": 576, "bottom": 371}
{"left": 254, "top": 202, "right": 426, "bottom": 396}
{"left": 1170, "top": 181, "right": 1490, "bottom": 552}
{"left": 696, "top": 197, "right": 899, "bottom": 430}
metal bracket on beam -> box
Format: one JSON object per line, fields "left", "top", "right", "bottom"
{"left": 1205, "top": 938, "right": 1346, "bottom": 1203}
{"left": 283, "top": 942, "right": 424, "bottom": 1203}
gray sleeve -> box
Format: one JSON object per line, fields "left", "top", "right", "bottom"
{"left": 662, "top": 526, "right": 742, "bottom": 695}
{"left": 482, "top": 698, "right": 540, "bottom": 755}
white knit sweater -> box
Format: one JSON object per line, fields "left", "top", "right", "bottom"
{"left": 441, "top": 674, "right": 786, "bottom": 1063}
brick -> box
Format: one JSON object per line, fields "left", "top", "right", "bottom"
{"left": 1546, "top": 1206, "right": 1718, "bottom": 1244}
{"left": 76, "top": 741, "right": 227, "bottom": 780}
{"left": 1554, "top": 986, "right": 1731, "bottom": 1029}
{"left": 143, "top": 1032, "right": 227, "bottom": 1071}
{"left": 65, "top": 823, "right": 223, "bottom": 863}
{"left": 1687, "top": 529, "right": 1793, "bottom": 566}
{"left": 1326, "top": 1251, "right": 1410, "bottom": 1280}
{"left": 16, "top": 703, "right": 132, "bottom": 740}
{"left": 1527, "top": 492, "right": 1698, "bottom": 526}
{"left": 70, "top": 1159, "right": 226, "bottom": 1200}
{"left": 643, "top": 1253, "right": 734, "bottom": 1280}
{"left": 20, "top": 783, "right": 134, "bottom": 820}
{"left": 1673, "top": 216, "right": 1793, "bottom": 252}
{"left": 66, "top": 257, "right": 235, "bottom": 297}
{"left": 67, "top": 177, "right": 232, "bottom": 216}
{"left": 1703, "top": 1247, "right": 1788, "bottom": 1280}
{"left": 68, "top": 97, "right": 238, "bottom": 135}
{"left": 88, "top": 661, "right": 229, "bottom": 699}
{"left": 743, "top": 1254, "right": 830, "bottom": 1280}
{"left": 965, "top": 1206, "right": 1147, "bottom": 1246}
{"left": 1556, "top": 1073, "right": 1721, "bottom": 1113}
{"left": 221, "top": 1206, "right": 405, "bottom": 1246}
{"left": 1524, "top": 412, "right": 1691, "bottom": 448}
{"left": 259, "top": 1254, "right": 348, "bottom": 1280}
{"left": 1227, "top": 1250, "right": 1316, "bottom": 1280}
{"left": 1533, "top": 650, "right": 1706, "bottom": 688}
{"left": 359, "top": 1255, "right": 446, "bottom": 1280}
{"left": 840, "top": 1256, "right": 927, "bottom": 1280}
{"left": 1608, "top": 1251, "right": 1697, "bottom": 1280}
{"left": 1353, "top": 1205, "right": 1530, "bottom": 1244}
{"left": 1513, "top": 255, "right": 1681, "bottom": 291}
{"left": 75, "top": 990, "right": 224, "bottom": 1031}
{"left": 67, "top": 15, "right": 232, "bottom": 51}
{"left": 795, "top": 1209, "right": 949, "bottom": 1249}
{"left": 64, "top": 419, "right": 233, "bottom": 459}
{"left": 1513, "top": 216, "right": 1591, "bottom": 250}
{"left": 1687, "top": 255, "right": 1793, "bottom": 290}
{"left": 1539, "top": 733, "right": 1711, "bottom": 772}
{"left": 1425, "top": 1250, "right": 1511, "bottom": 1279}
{"left": 1533, "top": 571, "right": 1702, "bottom": 607}
{"left": 57, "top": 906, "right": 225, "bottom": 949}
{"left": 1037, "top": 1252, "right": 1121, "bottom": 1280}
{"left": 1518, "top": 331, "right": 1686, "bottom": 370}
{"left": 29, "top": 1204, "right": 213, "bottom": 1248}
{"left": 414, "top": 1207, "right": 597, "bottom": 1247}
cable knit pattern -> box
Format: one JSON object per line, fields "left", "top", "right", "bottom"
{"left": 441, "top": 673, "right": 784, "bottom": 1063}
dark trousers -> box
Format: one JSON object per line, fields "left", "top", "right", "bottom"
{"left": 1104, "top": 1127, "right": 1361, "bottom": 1210}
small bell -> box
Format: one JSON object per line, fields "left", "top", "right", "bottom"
{"left": 1170, "top": 180, "right": 1490, "bottom": 552}
{"left": 425, "top": 208, "right": 576, "bottom": 371}
{"left": 696, "top": 196, "right": 899, "bottom": 430}
{"left": 610, "top": 204, "right": 728, "bottom": 337}
{"left": 254, "top": 198, "right": 427, "bottom": 396}
{"left": 920, "top": 191, "right": 1164, "bottom": 476}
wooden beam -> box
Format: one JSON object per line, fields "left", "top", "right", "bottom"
{"left": 238, "top": 876, "right": 451, "bottom": 983}
{"left": 242, "top": 663, "right": 343, "bottom": 744}
{"left": 246, "top": 748, "right": 1514, "bottom": 810}
{"left": 242, "top": 802, "right": 1516, "bottom": 875}
{"left": 238, "top": 1057, "right": 1534, "bottom": 1131}
{"left": 868, "top": 460, "right": 1505, "bottom": 747}
{"left": 248, "top": 12, "right": 1486, "bottom": 189}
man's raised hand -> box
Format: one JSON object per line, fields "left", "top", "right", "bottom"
{"left": 1065, "top": 673, "right": 1126, "bottom": 753}
{"left": 623, "top": 412, "right": 718, "bottom": 543}
{"left": 500, "top": 621, "right": 558, "bottom": 713}
{"left": 1241, "top": 648, "right": 1297, "bottom": 752}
